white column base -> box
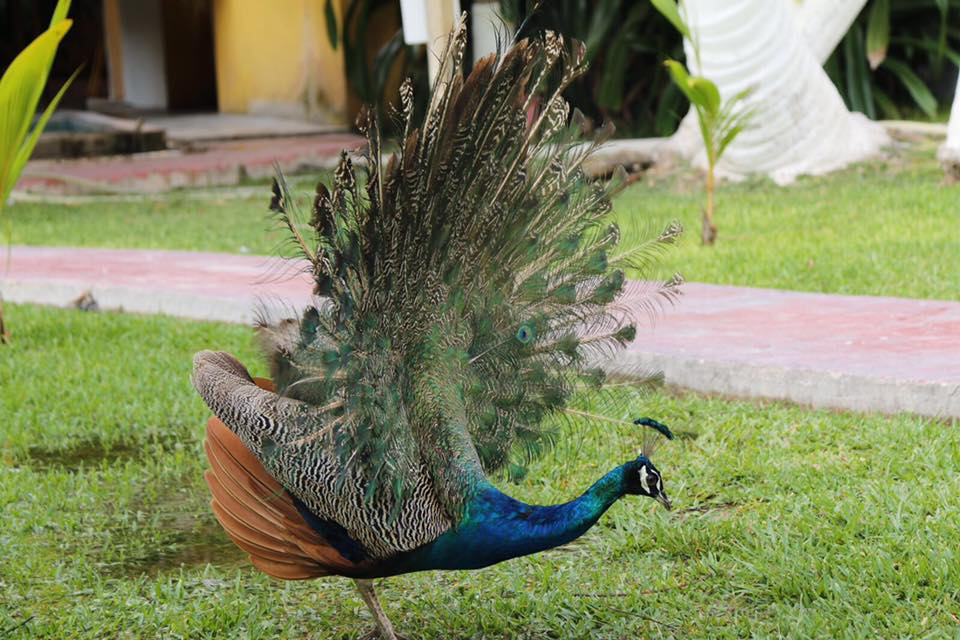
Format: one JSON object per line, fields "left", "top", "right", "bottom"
{"left": 939, "top": 70, "right": 960, "bottom": 178}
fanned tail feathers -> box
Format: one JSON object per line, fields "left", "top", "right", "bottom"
{"left": 264, "top": 17, "right": 682, "bottom": 508}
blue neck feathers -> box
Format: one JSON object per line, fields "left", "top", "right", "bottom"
{"left": 382, "top": 463, "right": 631, "bottom": 575}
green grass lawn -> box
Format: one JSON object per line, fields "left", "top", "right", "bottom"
{"left": 6, "top": 140, "right": 958, "bottom": 300}
{"left": 617, "top": 142, "right": 960, "bottom": 300}
{"left": 4, "top": 191, "right": 285, "bottom": 256}
{"left": 2, "top": 303, "right": 958, "bottom": 638}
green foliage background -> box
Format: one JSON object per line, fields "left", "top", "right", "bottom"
{"left": 828, "top": 0, "right": 960, "bottom": 120}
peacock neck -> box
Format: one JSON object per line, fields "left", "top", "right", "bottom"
{"left": 481, "top": 466, "right": 628, "bottom": 551}
{"left": 380, "top": 464, "right": 630, "bottom": 575}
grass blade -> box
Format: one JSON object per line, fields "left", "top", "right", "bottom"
{"left": 324, "top": 0, "right": 338, "bottom": 50}
{"left": 49, "top": 0, "right": 71, "bottom": 27}
{"left": 650, "top": 0, "right": 690, "bottom": 39}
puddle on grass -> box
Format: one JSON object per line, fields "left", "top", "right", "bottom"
{"left": 24, "top": 441, "right": 141, "bottom": 471}
{"left": 95, "top": 486, "right": 250, "bottom": 578}
{"left": 20, "top": 434, "right": 183, "bottom": 472}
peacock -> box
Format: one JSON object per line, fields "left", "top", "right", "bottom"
{"left": 192, "top": 19, "right": 682, "bottom": 639}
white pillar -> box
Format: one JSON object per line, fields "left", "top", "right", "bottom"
{"left": 670, "top": 0, "right": 887, "bottom": 184}
{"left": 420, "top": 0, "right": 461, "bottom": 84}
{"left": 470, "top": 1, "right": 505, "bottom": 65}
{"left": 670, "top": 0, "right": 865, "bottom": 153}
{"left": 940, "top": 71, "right": 960, "bottom": 174}
{"left": 400, "top": 0, "right": 461, "bottom": 83}
{"left": 400, "top": 0, "right": 430, "bottom": 45}
{"left": 114, "top": 0, "right": 168, "bottom": 109}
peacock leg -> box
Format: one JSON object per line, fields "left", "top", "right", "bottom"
{"left": 354, "top": 579, "right": 406, "bottom": 640}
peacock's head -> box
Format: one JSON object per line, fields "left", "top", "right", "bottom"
{"left": 625, "top": 456, "right": 671, "bottom": 510}
{"left": 624, "top": 417, "right": 674, "bottom": 510}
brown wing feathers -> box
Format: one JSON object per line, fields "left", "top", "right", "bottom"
{"left": 204, "top": 379, "right": 357, "bottom": 579}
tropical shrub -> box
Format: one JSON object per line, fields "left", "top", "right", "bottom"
{"left": 828, "top": 0, "right": 960, "bottom": 120}
{"left": 324, "top": 0, "right": 429, "bottom": 130}
{"left": 500, "top": 0, "right": 687, "bottom": 138}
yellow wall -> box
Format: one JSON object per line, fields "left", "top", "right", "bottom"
{"left": 212, "top": 0, "right": 348, "bottom": 123}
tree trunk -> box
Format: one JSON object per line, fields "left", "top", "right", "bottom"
{"left": 702, "top": 167, "right": 717, "bottom": 245}
{"left": 669, "top": 0, "right": 887, "bottom": 184}
{"left": 940, "top": 70, "right": 960, "bottom": 180}
{"left": 787, "top": 0, "right": 869, "bottom": 65}
{"left": 0, "top": 294, "right": 8, "bottom": 345}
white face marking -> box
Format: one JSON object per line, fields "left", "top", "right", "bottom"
{"left": 639, "top": 465, "right": 650, "bottom": 493}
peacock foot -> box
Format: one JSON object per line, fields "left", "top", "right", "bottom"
{"left": 354, "top": 579, "right": 406, "bottom": 640}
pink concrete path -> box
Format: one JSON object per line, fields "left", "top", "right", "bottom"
{"left": 5, "top": 245, "right": 959, "bottom": 418}
{"left": 19, "top": 134, "right": 365, "bottom": 195}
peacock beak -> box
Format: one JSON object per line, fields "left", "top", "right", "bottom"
{"left": 656, "top": 491, "right": 672, "bottom": 511}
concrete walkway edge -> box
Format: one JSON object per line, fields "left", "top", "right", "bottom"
{"left": 610, "top": 351, "right": 959, "bottom": 421}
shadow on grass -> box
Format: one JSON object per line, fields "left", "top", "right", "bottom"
{"left": 21, "top": 434, "right": 182, "bottom": 472}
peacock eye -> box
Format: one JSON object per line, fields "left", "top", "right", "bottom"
{"left": 516, "top": 324, "right": 535, "bottom": 344}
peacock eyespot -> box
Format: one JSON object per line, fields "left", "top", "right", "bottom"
{"left": 516, "top": 324, "right": 536, "bottom": 344}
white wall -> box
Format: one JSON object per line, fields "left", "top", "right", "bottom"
{"left": 401, "top": 0, "right": 461, "bottom": 82}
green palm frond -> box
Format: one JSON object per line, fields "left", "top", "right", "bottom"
{"left": 0, "top": 0, "right": 74, "bottom": 209}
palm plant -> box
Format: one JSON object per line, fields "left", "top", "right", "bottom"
{"left": 323, "top": 0, "right": 428, "bottom": 131}
{"left": 501, "top": 0, "right": 687, "bottom": 137}
{"left": 665, "top": 63, "right": 751, "bottom": 245}
{"left": 829, "top": 0, "right": 960, "bottom": 120}
{"left": 0, "top": 0, "right": 75, "bottom": 342}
